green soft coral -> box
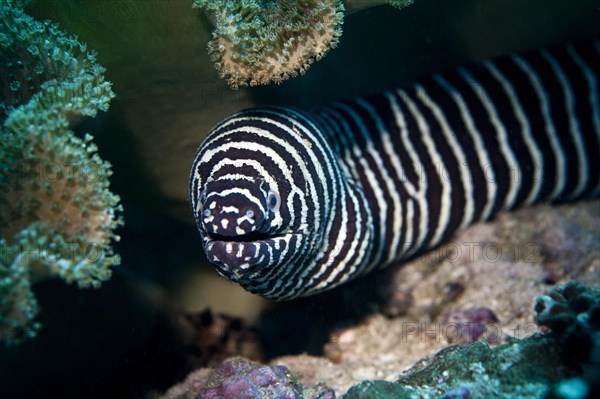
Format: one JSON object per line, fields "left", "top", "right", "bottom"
{"left": 0, "top": 1, "right": 122, "bottom": 346}
{"left": 193, "top": 0, "right": 416, "bottom": 89}
{"left": 193, "top": 0, "right": 346, "bottom": 89}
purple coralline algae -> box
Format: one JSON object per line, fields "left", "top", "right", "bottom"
{"left": 161, "top": 356, "right": 335, "bottom": 399}
{"left": 441, "top": 307, "right": 500, "bottom": 344}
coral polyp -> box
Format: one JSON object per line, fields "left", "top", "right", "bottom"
{"left": 193, "top": 0, "right": 345, "bottom": 89}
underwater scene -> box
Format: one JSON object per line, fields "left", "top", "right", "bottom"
{"left": 1, "top": 0, "right": 600, "bottom": 398}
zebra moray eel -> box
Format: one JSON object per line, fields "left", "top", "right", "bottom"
{"left": 190, "top": 40, "right": 600, "bottom": 300}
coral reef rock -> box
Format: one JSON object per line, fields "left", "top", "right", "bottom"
{"left": 159, "top": 356, "right": 335, "bottom": 399}
{"left": 343, "top": 281, "right": 600, "bottom": 399}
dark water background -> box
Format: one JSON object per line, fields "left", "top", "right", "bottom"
{"left": 2, "top": 0, "right": 600, "bottom": 397}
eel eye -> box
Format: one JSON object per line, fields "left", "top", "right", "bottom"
{"left": 267, "top": 190, "right": 280, "bottom": 212}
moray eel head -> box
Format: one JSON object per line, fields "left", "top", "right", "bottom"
{"left": 198, "top": 174, "right": 297, "bottom": 280}
{"left": 190, "top": 133, "right": 307, "bottom": 290}
{"left": 190, "top": 108, "right": 339, "bottom": 299}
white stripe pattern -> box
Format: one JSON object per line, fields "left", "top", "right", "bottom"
{"left": 190, "top": 40, "right": 600, "bottom": 299}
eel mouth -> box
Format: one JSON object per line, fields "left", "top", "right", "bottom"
{"left": 202, "top": 232, "right": 301, "bottom": 273}
{"left": 205, "top": 230, "right": 282, "bottom": 243}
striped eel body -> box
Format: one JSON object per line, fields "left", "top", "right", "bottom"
{"left": 190, "top": 40, "right": 600, "bottom": 300}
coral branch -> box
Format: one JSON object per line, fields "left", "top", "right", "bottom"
{"left": 193, "top": 0, "right": 345, "bottom": 89}
{"left": 0, "top": 1, "right": 122, "bottom": 345}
